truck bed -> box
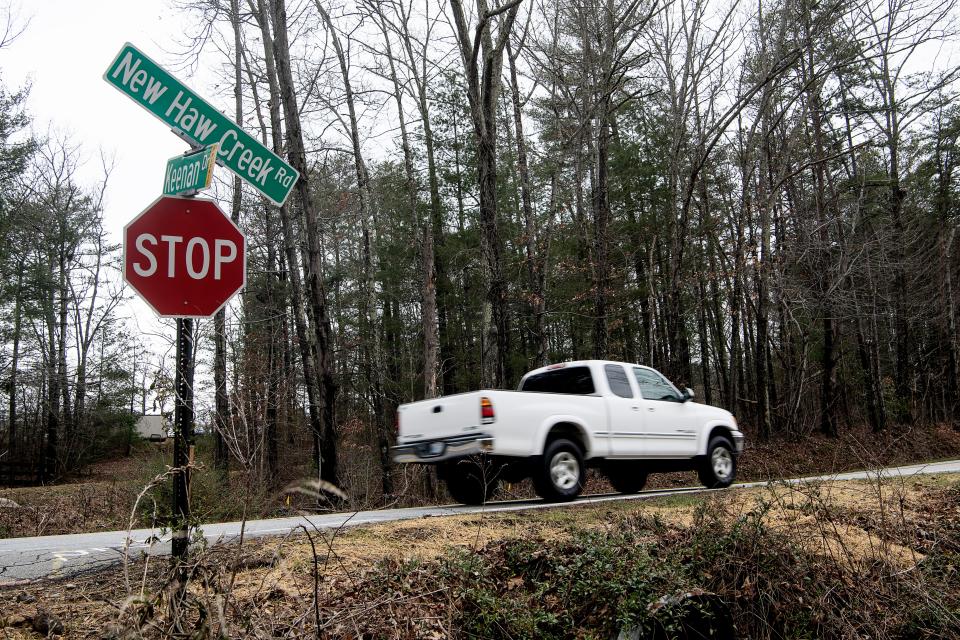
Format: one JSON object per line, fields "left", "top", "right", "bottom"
{"left": 394, "top": 390, "right": 608, "bottom": 461}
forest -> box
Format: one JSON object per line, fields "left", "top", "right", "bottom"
{"left": 0, "top": 0, "right": 958, "bottom": 502}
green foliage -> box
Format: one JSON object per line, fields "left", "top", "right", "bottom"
{"left": 133, "top": 450, "right": 269, "bottom": 529}
{"left": 436, "top": 526, "right": 692, "bottom": 639}
{"left": 0, "top": 77, "right": 34, "bottom": 209}
{"left": 83, "top": 403, "right": 137, "bottom": 462}
{"left": 0, "top": 78, "right": 34, "bottom": 295}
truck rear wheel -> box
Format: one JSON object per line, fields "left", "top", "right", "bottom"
{"left": 606, "top": 464, "right": 648, "bottom": 494}
{"left": 533, "top": 438, "right": 585, "bottom": 502}
{"left": 698, "top": 436, "right": 737, "bottom": 488}
{"left": 441, "top": 458, "right": 500, "bottom": 505}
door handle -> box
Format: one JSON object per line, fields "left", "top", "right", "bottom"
{"left": 647, "top": 407, "right": 656, "bottom": 412}
{"left": 632, "top": 406, "right": 640, "bottom": 411}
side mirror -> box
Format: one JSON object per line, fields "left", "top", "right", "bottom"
{"left": 682, "top": 387, "right": 695, "bottom": 402}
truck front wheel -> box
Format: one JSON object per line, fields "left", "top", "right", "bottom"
{"left": 441, "top": 458, "right": 500, "bottom": 505}
{"left": 533, "top": 438, "right": 585, "bottom": 502}
{"left": 698, "top": 436, "right": 737, "bottom": 488}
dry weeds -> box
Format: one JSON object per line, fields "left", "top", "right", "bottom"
{"left": 1, "top": 472, "right": 958, "bottom": 638}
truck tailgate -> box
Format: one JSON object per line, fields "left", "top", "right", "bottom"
{"left": 397, "top": 391, "right": 485, "bottom": 443}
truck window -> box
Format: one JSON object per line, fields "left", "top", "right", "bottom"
{"left": 604, "top": 364, "right": 634, "bottom": 398}
{"left": 633, "top": 367, "right": 682, "bottom": 402}
{"left": 520, "top": 366, "right": 595, "bottom": 395}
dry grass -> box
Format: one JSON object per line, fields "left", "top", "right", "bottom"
{"left": 2, "top": 472, "right": 959, "bottom": 638}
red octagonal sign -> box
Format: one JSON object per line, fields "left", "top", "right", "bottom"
{"left": 124, "top": 195, "right": 246, "bottom": 318}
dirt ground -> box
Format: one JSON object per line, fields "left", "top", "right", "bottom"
{"left": 1, "top": 472, "right": 957, "bottom": 638}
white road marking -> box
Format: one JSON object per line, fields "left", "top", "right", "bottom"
{"left": 52, "top": 550, "right": 90, "bottom": 564}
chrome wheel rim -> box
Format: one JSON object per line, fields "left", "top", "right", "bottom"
{"left": 711, "top": 447, "right": 733, "bottom": 481}
{"left": 550, "top": 451, "right": 580, "bottom": 490}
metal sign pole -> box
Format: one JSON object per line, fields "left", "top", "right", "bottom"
{"left": 172, "top": 317, "right": 194, "bottom": 564}
{"left": 172, "top": 190, "right": 197, "bottom": 577}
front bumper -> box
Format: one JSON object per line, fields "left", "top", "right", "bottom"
{"left": 392, "top": 433, "right": 494, "bottom": 463}
{"left": 732, "top": 431, "right": 745, "bottom": 453}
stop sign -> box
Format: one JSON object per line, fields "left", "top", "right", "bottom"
{"left": 124, "top": 195, "right": 246, "bottom": 317}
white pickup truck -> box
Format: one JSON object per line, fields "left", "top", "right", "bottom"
{"left": 392, "top": 360, "right": 745, "bottom": 504}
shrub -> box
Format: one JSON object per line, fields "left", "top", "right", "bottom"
{"left": 317, "top": 484, "right": 960, "bottom": 639}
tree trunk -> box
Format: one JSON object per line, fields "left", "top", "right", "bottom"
{"left": 880, "top": 54, "right": 912, "bottom": 422}
{"left": 696, "top": 270, "right": 712, "bottom": 406}
{"left": 316, "top": 1, "right": 390, "bottom": 495}
{"left": 506, "top": 41, "right": 541, "bottom": 368}
{"left": 265, "top": 204, "right": 280, "bottom": 479}
{"left": 592, "top": 95, "right": 611, "bottom": 359}
{"left": 448, "top": 0, "right": 520, "bottom": 389}
{"left": 8, "top": 265, "right": 23, "bottom": 454}
{"left": 45, "top": 286, "right": 59, "bottom": 480}
{"left": 945, "top": 227, "right": 959, "bottom": 420}
{"left": 58, "top": 252, "right": 71, "bottom": 442}
{"left": 271, "top": 0, "right": 339, "bottom": 485}
{"left": 754, "top": 129, "right": 773, "bottom": 441}
{"left": 374, "top": 9, "right": 438, "bottom": 401}
{"left": 730, "top": 217, "right": 745, "bottom": 417}
{"left": 252, "top": 0, "right": 325, "bottom": 471}
{"left": 212, "top": 0, "right": 245, "bottom": 476}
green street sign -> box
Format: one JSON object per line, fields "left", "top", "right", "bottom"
{"left": 104, "top": 43, "right": 299, "bottom": 206}
{"left": 163, "top": 144, "right": 218, "bottom": 196}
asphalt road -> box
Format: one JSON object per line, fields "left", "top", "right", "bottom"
{"left": 2, "top": 458, "right": 959, "bottom": 584}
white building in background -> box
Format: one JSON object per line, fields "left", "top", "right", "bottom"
{"left": 135, "top": 414, "right": 169, "bottom": 441}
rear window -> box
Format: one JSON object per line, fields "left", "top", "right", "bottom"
{"left": 604, "top": 364, "right": 634, "bottom": 398}
{"left": 520, "top": 366, "right": 595, "bottom": 395}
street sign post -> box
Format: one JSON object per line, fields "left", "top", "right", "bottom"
{"left": 122, "top": 196, "right": 243, "bottom": 581}
{"left": 107, "top": 43, "right": 262, "bottom": 593}
{"left": 163, "top": 144, "right": 218, "bottom": 196}
{"left": 123, "top": 195, "right": 246, "bottom": 318}
{"left": 170, "top": 312, "right": 194, "bottom": 576}
{"left": 104, "top": 43, "right": 299, "bottom": 206}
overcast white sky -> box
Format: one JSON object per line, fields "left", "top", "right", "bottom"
{"left": 4, "top": 1, "right": 198, "bottom": 233}
{"left": 2, "top": 0, "right": 239, "bottom": 402}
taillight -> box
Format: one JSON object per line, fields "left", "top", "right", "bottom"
{"left": 395, "top": 412, "right": 400, "bottom": 434}
{"left": 480, "top": 396, "right": 495, "bottom": 424}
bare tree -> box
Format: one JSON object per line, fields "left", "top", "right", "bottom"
{"left": 314, "top": 0, "right": 393, "bottom": 495}
{"left": 449, "top": 0, "right": 523, "bottom": 388}
{"left": 270, "top": 0, "right": 340, "bottom": 484}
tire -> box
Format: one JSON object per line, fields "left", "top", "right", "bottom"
{"left": 533, "top": 438, "right": 585, "bottom": 502}
{"left": 442, "top": 458, "right": 500, "bottom": 505}
{"left": 606, "top": 464, "right": 648, "bottom": 494}
{"left": 698, "top": 436, "right": 737, "bottom": 488}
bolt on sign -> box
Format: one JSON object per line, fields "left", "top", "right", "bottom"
{"left": 103, "top": 43, "right": 299, "bottom": 206}
{"left": 163, "top": 144, "right": 218, "bottom": 197}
